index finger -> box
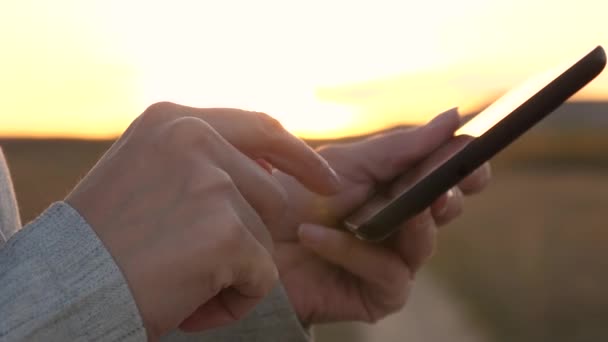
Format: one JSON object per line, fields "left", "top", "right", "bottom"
{"left": 171, "top": 104, "right": 341, "bottom": 195}
{"left": 335, "top": 107, "right": 460, "bottom": 183}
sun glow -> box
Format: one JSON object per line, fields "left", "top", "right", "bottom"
{"left": 0, "top": 0, "right": 607, "bottom": 139}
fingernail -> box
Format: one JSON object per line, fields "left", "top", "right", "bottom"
{"left": 481, "top": 163, "right": 492, "bottom": 183}
{"left": 320, "top": 158, "right": 341, "bottom": 192}
{"left": 437, "top": 189, "right": 454, "bottom": 217}
{"left": 327, "top": 166, "right": 341, "bottom": 190}
{"left": 428, "top": 107, "right": 459, "bottom": 127}
{"left": 299, "top": 224, "right": 326, "bottom": 246}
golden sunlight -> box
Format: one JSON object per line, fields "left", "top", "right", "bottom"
{"left": 0, "top": 0, "right": 607, "bottom": 138}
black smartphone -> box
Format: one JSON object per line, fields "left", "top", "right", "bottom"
{"left": 344, "top": 45, "right": 607, "bottom": 242}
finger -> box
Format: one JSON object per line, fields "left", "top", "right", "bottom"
{"left": 215, "top": 144, "right": 290, "bottom": 228}
{"left": 431, "top": 187, "right": 464, "bottom": 226}
{"left": 458, "top": 162, "right": 492, "bottom": 195}
{"left": 179, "top": 287, "right": 268, "bottom": 332}
{"left": 179, "top": 116, "right": 289, "bottom": 231}
{"left": 226, "top": 177, "right": 276, "bottom": 252}
{"left": 210, "top": 195, "right": 274, "bottom": 263}
{"left": 391, "top": 209, "right": 437, "bottom": 273}
{"left": 181, "top": 226, "right": 278, "bottom": 332}
{"left": 179, "top": 296, "right": 234, "bottom": 332}
{"left": 224, "top": 235, "right": 278, "bottom": 321}
{"left": 333, "top": 107, "right": 460, "bottom": 183}
{"left": 298, "top": 224, "right": 411, "bottom": 295}
{"left": 168, "top": 103, "right": 341, "bottom": 195}
{"left": 255, "top": 158, "right": 273, "bottom": 174}
{"left": 166, "top": 117, "right": 280, "bottom": 247}
{"left": 430, "top": 192, "right": 449, "bottom": 217}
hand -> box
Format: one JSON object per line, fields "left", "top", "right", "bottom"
{"left": 65, "top": 102, "right": 340, "bottom": 340}
{"left": 271, "top": 108, "right": 492, "bottom": 324}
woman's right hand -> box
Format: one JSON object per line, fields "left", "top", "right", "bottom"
{"left": 65, "top": 102, "right": 340, "bottom": 340}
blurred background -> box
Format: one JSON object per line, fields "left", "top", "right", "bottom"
{"left": 2, "top": 1, "right": 608, "bottom": 341}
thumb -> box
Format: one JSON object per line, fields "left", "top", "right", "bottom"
{"left": 344, "top": 107, "right": 460, "bottom": 182}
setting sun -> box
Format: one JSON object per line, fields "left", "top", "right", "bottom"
{"left": 1, "top": 0, "right": 607, "bottom": 139}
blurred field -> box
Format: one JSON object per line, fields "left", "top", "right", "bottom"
{"left": 432, "top": 168, "right": 608, "bottom": 342}
{"left": 0, "top": 139, "right": 112, "bottom": 222}
{"left": 4, "top": 122, "right": 608, "bottom": 341}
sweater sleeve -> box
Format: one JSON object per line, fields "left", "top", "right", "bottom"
{"left": 0, "top": 202, "right": 146, "bottom": 341}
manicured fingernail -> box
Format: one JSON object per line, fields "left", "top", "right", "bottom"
{"left": 320, "top": 158, "right": 341, "bottom": 192}
{"left": 438, "top": 189, "right": 454, "bottom": 217}
{"left": 428, "top": 107, "right": 459, "bottom": 127}
{"left": 481, "top": 163, "right": 492, "bottom": 183}
{"left": 327, "top": 166, "right": 341, "bottom": 190}
{"left": 299, "top": 224, "right": 326, "bottom": 246}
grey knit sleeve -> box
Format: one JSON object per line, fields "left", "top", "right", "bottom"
{"left": 0, "top": 202, "right": 146, "bottom": 341}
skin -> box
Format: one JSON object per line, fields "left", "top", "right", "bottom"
{"left": 65, "top": 102, "right": 490, "bottom": 338}
{"left": 65, "top": 102, "right": 341, "bottom": 340}
{"left": 270, "top": 108, "right": 492, "bottom": 324}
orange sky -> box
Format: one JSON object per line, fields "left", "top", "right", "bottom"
{"left": 1, "top": 0, "right": 607, "bottom": 139}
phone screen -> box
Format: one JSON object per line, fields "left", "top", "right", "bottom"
{"left": 344, "top": 46, "right": 606, "bottom": 241}
{"left": 456, "top": 63, "right": 567, "bottom": 137}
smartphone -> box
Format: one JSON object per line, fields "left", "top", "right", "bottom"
{"left": 344, "top": 45, "right": 607, "bottom": 242}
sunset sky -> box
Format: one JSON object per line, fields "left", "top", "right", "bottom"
{"left": 1, "top": 0, "right": 607, "bottom": 138}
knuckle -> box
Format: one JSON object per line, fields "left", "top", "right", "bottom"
{"left": 255, "top": 112, "right": 286, "bottom": 145}
{"left": 364, "top": 270, "right": 412, "bottom": 323}
{"left": 207, "top": 268, "right": 232, "bottom": 297}
{"left": 260, "top": 268, "right": 279, "bottom": 296}
{"left": 216, "top": 208, "right": 248, "bottom": 249}
{"left": 377, "top": 258, "right": 411, "bottom": 295}
{"left": 141, "top": 101, "right": 178, "bottom": 124}
{"left": 186, "top": 168, "right": 234, "bottom": 199}
{"left": 256, "top": 111, "right": 285, "bottom": 132}
{"left": 211, "top": 169, "right": 236, "bottom": 192}
{"left": 254, "top": 252, "right": 279, "bottom": 294}
{"left": 164, "top": 117, "right": 218, "bottom": 151}
{"left": 251, "top": 219, "right": 275, "bottom": 252}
